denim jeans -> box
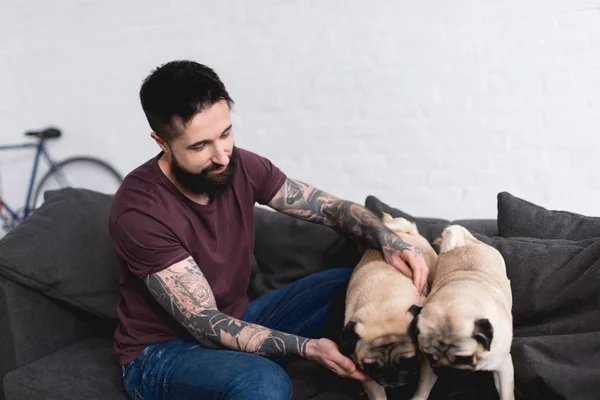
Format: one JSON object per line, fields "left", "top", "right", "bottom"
{"left": 122, "top": 268, "right": 353, "bottom": 400}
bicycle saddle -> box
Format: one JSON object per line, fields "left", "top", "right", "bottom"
{"left": 25, "top": 128, "right": 62, "bottom": 140}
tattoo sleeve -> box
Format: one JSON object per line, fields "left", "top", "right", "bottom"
{"left": 144, "top": 256, "right": 311, "bottom": 358}
{"left": 268, "top": 177, "right": 416, "bottom": 254}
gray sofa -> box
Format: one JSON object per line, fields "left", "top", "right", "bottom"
{"left": 1, "top": 187, "right": 598, "bottom": 399}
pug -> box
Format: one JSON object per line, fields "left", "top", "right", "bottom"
{"left": 340, "top": 213, "right": 438, "bottom": 400}
{"left": 411, "top": 225, "right": 514, "bottom": 400}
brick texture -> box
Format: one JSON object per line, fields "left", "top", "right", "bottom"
{"left": 1, "top": 0, "right": 599, "bottom": 221}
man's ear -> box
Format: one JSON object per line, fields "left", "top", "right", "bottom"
{"left": 473, "top": 318, "right": 494, "bottom": 351}
{"left": 150, "top": 132, "right": 169, "bottom": 153}
{"left": 408, "top": 305, "right": 422, "bottom": 342}
{"left": 339, "top": 321, "right": 360, "bottom": 357}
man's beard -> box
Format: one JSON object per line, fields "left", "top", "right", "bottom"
{"left": 170, "top": 146, "right": 238, "bottom": 199}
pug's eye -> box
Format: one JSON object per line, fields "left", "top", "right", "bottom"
{"left": 395, "top": 355, "right": 418, "bottom": 368}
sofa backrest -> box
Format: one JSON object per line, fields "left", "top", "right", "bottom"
{"left": 0, "top": 188, "right": 499, "bottom": 323}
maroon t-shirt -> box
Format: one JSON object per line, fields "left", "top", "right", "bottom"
{"left": 108, "top": 147, "right": 286, "bottom": 366}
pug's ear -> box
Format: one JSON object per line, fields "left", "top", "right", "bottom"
{"left": 408, "top": 305, "right": 422, "bottom": 341}
{"left": 339, "top": 321, "right": 360, "bottom": 357}
{"left": 408, "top": 305, "right": 422, "bottom": 317}
{"left": 473, "top": 318, "right": 494, "bottom": 351}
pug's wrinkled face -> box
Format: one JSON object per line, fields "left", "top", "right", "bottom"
{"left": 357, "top": 335, "right": 420, "bottom": 387}
{"left": 340, "top": 307, "right": 422, "bottom": 388}
{"left": 416, "top": 315, "right": 494, "bottom": 378}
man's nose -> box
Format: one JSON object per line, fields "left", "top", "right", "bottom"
{"left": 211, "top": 144, "right": 229, "bottom": 165}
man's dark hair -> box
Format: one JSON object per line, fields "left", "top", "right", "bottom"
{"left": 139, "top": 60, "right": 234, "bottom": 143}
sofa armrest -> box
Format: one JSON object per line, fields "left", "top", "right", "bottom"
{"left": 0, "top": 276, "right": 94, "bottom": 399}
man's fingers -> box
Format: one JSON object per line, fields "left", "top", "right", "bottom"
{"left": 335, "top": 355, "right": 356, "bottom": 374}
{"left": 416, "top": 261, "right": 428, "bottom": 293}
{"left": 395, "top": 259, "right": 413, "bottom": 278}
{"left": 327, "top": 352, "right": 370, "bottom": 381}
{"left": 330, "top": 365, "right": 343, "bottom": 375}
{"left": 329, "top": 364, "right": 348, "bottom": 377}
{"left": 335, "top": 362, "right": 369, "bottom": 381}
{"left": 416, "top": 267, "right": 426, "bottom": 294}
{"left": 405, "top": 253, "right": 428, "bottom": 294}
{"left": 350, "top": 369, "right": 370, "bottom": 381}
{"left": 340, "top": 360, "right": 369, "bottom": 381}
{"left": 413, "top": 261, "right": 425, "bottom": 293}
{"left": 331, "top": 353, "right": 367, "bottom": 379}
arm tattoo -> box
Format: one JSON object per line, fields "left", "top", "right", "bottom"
{"left": 144, "top": 257, "right": 311, "bottom": 357}
{"left": 269, "top": 178, "right": 420, "bottom": 256}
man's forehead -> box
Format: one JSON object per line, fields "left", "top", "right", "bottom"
{"left": 177, "top": 104, "right": 231, "bottom": 144}
{"left": 182, "top": 121, "right": 231, "bottom": 143}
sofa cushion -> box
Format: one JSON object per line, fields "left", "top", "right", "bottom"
{"left": 3, "top": 336, "right": 416, "bottom": 400}
{"left": 250, "top": 207, "right": 362, "bottom": 300}
{"left": 511, "top": 333, "right": 600, "bottom": 400}
{"left": 497, "top": 191, "right": 600, "bottom": 240}
{"left": 0, "top": 188, "right": 120, "bottom": 319}
{"left": 3, "top": 337, "right": 128, "bottom": 400}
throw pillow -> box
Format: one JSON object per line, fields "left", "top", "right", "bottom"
{"left": 473, "top": 233, "right": 600, "bottom": 400}
{"left": 497, "top": 191, "right": 600, "bottom": 240}
{"left": 0, "top": 188, "right": 120, "bottom": 319}
{"left": 474, "top": 234, "right": 600, "bottom": 330}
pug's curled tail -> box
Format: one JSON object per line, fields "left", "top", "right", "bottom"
{"left": 439, "top": 225, "right": 478, "bottom": 254}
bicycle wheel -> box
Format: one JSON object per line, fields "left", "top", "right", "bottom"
{"left": 33, "top": 156, "right": 123, "bottom": 210}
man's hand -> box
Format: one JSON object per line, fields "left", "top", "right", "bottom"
{"left": 381, "top": 238, "right": 429, "bottom": 295}
{"left": 306, "top": 338, "right": 370, "bottom": 381}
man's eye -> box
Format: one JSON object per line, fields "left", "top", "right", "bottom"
{"left": 221, "top": 131, "right": 231, "bottom": 138}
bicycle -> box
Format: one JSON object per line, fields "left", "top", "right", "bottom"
{"left": 0, "top": 127, "right": 124, "bottom": 232}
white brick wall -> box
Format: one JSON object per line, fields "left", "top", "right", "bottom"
{"left": 1, "top": 0, "right": 599, "bottom": 221}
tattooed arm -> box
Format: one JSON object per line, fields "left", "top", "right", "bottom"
{"left": 268, "top": 177, "right": 429, "bottom": 293}
{"left": 144, "top": 255, "right": 368, "bottom": 380}
{"left": 145, "top": 256, "right": 309, "bottom": 357}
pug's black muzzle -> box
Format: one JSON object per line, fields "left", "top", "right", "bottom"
{"left": 363, "top": 357, "right": 420, "bottom": 388}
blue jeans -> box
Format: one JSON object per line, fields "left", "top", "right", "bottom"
{"left": 122, "top": 268, "right": 353, "bottom": 400}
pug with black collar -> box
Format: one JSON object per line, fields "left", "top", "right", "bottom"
{"left": 340, "top": 213, "right": 438, "bottom": 400}
{"left": 411, "top": 225, "right": 514, "bottom": 400}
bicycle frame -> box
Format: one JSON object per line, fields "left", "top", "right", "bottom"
{"left": 0, "top": 139, "right": 59, "bottom": 223}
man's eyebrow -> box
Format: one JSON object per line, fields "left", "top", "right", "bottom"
{"left": 221, "top": 124, "right": 233, "bottom": 135}
{"left": 186, "top": 124, "right": 233, "bottom": 149}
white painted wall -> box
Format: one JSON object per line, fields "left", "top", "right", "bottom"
{"left": 1, "top": 0, "right": 599, "bottom": 221}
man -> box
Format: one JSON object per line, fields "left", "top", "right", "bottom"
{"left": 109, "top": 60, "right": 428, "bottom": 400}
